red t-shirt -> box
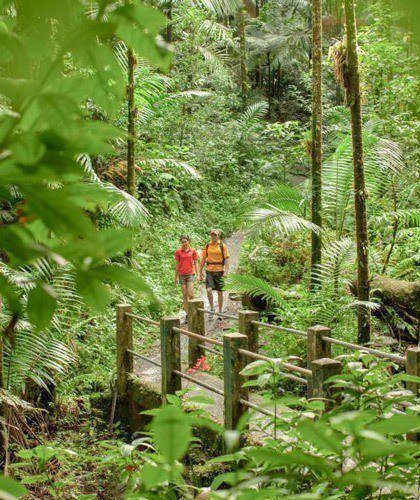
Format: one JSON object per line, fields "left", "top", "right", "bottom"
{"left": 174, "top": 247, "right": 198, "bottom": 276}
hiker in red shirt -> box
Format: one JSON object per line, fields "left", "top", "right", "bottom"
{"left": 174, "top": 235, "right": 199, "bottom": 322}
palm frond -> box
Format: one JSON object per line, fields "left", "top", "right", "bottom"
{"left": 376, "top": 209, "right": 420, "bottom": 228}
{"left": 323, "top": 133, "right": 404, "bottom": 231}
{"left": 198, "top": 46, "right": 233, "bottom": 82}
{"left": 225, "top": 274, "right": 284, "bottom": 307}
{"left": 198, "top": 19, "right": 235, "bottom": 47}
{"left": 77, "top": 154, "right": 149, "bottom": 227}
{"left": 246, "top": 206, "right": 320, "bottom": 237}
{"left": 139, "top": 158, "right": 202, "bottom": 179}
{"left": 243, "top": 184, "right": 318, "bottom": 237}
{"left": 313, "top": 237, "right": 356, "bottom": 288}
{"left": 4, "top": 329, "right": 74, "bottom": 394}
{"left": 104, "top": 182, "right": 150, "bottom": 227}
{"left": 193, "top": 0, "right": 242, "bottom": 17}
{"left": 237, "top": 101, "right": 268, "bottom": 126}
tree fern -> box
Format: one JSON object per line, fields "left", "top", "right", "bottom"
{"left": 243, "top": 184, "right": 320, "bottom": 237}
{"left": 323, "top": 133, "right": 404, "bottom": 235}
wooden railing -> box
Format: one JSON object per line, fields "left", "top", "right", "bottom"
{"left": 116, "top": 300, "right": 420, "bottom": 432}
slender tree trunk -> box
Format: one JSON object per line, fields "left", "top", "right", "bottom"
{"left": 343, "top": 0, "right": 371, "bottom": 344}
{"left": 310, "top": 0, "right": 323, "bottom": 290}
{"left": 126, "top": 47, "right": 137, "bottom": 197}
{"left": 165, "top": 1, "right": 173, "bottom": 43}
{"left": 237, "top": 5, "right": 248, "bottom": 108}
{"left": 267, "top": 53, "right": 271, "bottom": 116}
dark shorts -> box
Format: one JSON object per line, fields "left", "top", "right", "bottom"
{"left": 206, "top": 271, "right": 224, "bottom": 291}
{"left": 179, "top": 274, "right": 195, "bottom": 285}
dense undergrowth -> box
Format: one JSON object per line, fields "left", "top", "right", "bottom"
{"left": 0, "top": 0, "right": 419, "bottom": 498}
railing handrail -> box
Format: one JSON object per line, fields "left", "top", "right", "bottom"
{"left": 172, "top": 326, "right": 223, "bottom": 347}
{"left": 125, "top": 312, "right": 159, "bottom": 327}
{"left": 322, "top": 336, "right": 406, "bottom": 364}
{"left": 198, "top": 308, "right": 237, "bottom": 320}
{"left": 237, "top": 348, "right": 312, "bottom": 378}
{"left": 117, "top": 302, "right": 420, "bottom": 441}
{"left": 125, "top": 310, "right": 406, "bottom": 369}
{"left": 125, "top": 309, "right": 408, "bottom": 365}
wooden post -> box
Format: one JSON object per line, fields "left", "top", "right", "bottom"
{"left": 187, "top": 299, "right": 205, "bottom": 367}
{"left": 116, "top": 304, "right": 133, "bottom": 401}
{"left": 406, "top": 347, "right": 420, "bottom": 395}
{"left": 238, "top": 310, "right": 259, "bottom": 354}
{"left": 309, "top": 358, "right": 342, "bottom": 408}
{"left": 307, "top": 325, "right": 331, "bottom": 368}
{"left": 223, "top": 333, "right": 248, "bottom": 430}
{"left": 161, "top": 316, "right": 181, "bottom": 403}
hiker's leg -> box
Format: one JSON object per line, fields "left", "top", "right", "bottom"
{"left": 187, "top": 279, "right": 194, "bottom": 301}
{"left": 205, "top": 273, "right": 214, "bottom": 310}
{"left": 206, "top": 287, "right": 214, "bottom": 309}
{"left": 217, "top": 291, "right": 223, "bottom": 313}
{"left": 181, "top": 283, "right": 188, "bottom": 312}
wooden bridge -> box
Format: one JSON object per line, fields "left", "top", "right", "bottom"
{"left": 115, "top": 299, "right": 420, "bottom": 435}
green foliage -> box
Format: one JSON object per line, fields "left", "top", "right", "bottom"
{"left": 0, "top": 0, "right": 168, "bottom": 326}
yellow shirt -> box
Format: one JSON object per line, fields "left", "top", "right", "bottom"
{"left": 202, "top": 241, "right": 229, "bottom": 272}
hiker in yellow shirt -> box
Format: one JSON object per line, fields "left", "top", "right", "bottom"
{"left": 199, "top": 229, "right": 230, "bottom": 319}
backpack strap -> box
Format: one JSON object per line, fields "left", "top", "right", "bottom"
{"left": 219, "top": 243, "right": 225, "bottom": 265}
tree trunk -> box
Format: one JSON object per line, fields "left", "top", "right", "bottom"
{"left": 343, "top": 0, "right": 371, "bottom": 344}
{"left": 267, "top": 53, "right": 271, "bottom": 117}
{"left": 237, "top": 6, "right": 248, "bottom": 109}
{"left": 310, "top": 0, "right": 323, "bottom": 290}
{"left": 165, "top": 1, "right": 173, "bottom": 43}
{"left": 126, "top": 47, "right": 137, "bottom": 197}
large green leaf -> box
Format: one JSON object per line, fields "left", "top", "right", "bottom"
{"left": 151, "top": 405, "right": 192, "bottom": 464}
{"left": 75, "top": 270, "right": 111, "bottom": 312}
{"left": 27, "top": 283, "right": 57, "bottom": 331}
{"left": 369, "top": 414, "right": 420, "bottom": 436}
{"left": 248, "top": 448, "right": 336, "bottom": 472}
{"left": 22, "top": 186, "right": 93, "bottom": 237}
{"left": 297, "top": 420, "right": 344, "bottom": 454}
{"left": 91, "top": 264, "right": 156, "bottom": 301}
{"left": 0, "top": 476, "right": 27, "bottom": 500}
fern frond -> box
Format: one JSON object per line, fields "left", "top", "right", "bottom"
{"left": 4, "top": 330, "right": 74, "bottom": 393}
{"left": 225, "top": 274, "right": 284, "bottom": 306}
{"left": 246, "top": 206, "right": 320, "bottom": 237}
{"left": 238, "top": 101, "right": 268, "bottom": 125}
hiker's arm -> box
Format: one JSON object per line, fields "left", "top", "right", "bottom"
{"left": 224, "top": 257, "right": 230, "bottom": 275}
{"left": 199, "top": 255, "right": 206, "bottom": 278}
{"left": 174, "top": 261, "right": 179, "bottom": 285}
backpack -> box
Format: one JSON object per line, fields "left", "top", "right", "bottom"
{"left": 205, "top": 242, "right": 226, "bottom": 265}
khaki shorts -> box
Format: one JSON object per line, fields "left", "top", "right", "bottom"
{"left": 179, "top": 274, "right": 195, "bottom": 285}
